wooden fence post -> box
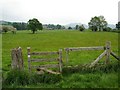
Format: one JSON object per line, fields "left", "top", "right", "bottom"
{"left": 17, "top": 47, "right": 24, "bottom": 70}
{"left": 27, "top": 47, "right": 31, "bottom": 72}
{"left": 105, "top": 41, "right": 111, "bottom": 64}
{"left": 11, "top": 49, "right": 18, "bottom": 69}
{"left": 59, "top": 49, "right": 62, "bottom": 73}
{"left": 65, "top": 48, "right": 69, "bottom": 65}
{"left": 11, "top": 47, "right": 24, "bottom": 70}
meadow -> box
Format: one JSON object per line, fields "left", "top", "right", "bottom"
{"left": 2, "top": 30, "right": 119, "bottom": 88}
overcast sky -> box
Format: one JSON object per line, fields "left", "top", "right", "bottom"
{"left": 0, "top": 0, "right": 119, "bottom": 25}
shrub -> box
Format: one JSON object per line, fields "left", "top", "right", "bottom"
{"left": 0, "top": 25, "right": 17, "bottom": 33}
{"left": 103, "top": 27, "right": 112, "bottom": 32}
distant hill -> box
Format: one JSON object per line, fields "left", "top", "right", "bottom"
{"left": 65, "top": 23, "right": 116, "bottom": 29}
{"left": 65, "top": 23, "right": 88, "bottom": 29}
{"left": 0, "top": 20, "right": 116, "bottom": 29}
{"left": 107, "top": 24, "right": 116, "bottom": 29}
{"left": 0, "top": 20, "right": 12, "bottom": 25}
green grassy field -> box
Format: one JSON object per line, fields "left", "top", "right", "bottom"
{"left": 2, "top": 30, "right": 119, "bottom": 88}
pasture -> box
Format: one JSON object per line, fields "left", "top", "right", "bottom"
{"left": 2, "top": 30, "right": 119, "bottom": 88}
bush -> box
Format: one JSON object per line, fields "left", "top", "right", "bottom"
{"left": 0, "top": 25, "right": 17, "bottom": 33}
{"left": 103, "top": 27, "right": 112, "bottom": 32}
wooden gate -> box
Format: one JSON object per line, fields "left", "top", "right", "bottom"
{"left": 27, "top": 47, "right": 62, "bottom": 74}
{"left": 64, "top": 41, "right": 119, "bottom": 67}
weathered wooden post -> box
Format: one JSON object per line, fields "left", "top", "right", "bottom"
{"left": 11, "top": 49, "right": 18, "bottom": 69}
{"left": 27, "top": 47, "right": 31, "bottom": 72}
{"left": 11, "top": 47, "right": 24, "bottom": 70}
{"left": 105, "top": 41, "right": 111, "bottom": 64}
{"left": 65, "top": 48, "right": 69, "bottom": 65}
{"left": 59, "top": 49, "right": 62, "bottom": 73}
{"left": 17, "top": 47, "right": 24, "bottom": 70}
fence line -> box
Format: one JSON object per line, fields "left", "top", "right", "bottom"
{"left": 64, "top": 41, "right": 119, "bottom": 67}
{"left": 11, "top": 41, "right": 119, "bottom": 74}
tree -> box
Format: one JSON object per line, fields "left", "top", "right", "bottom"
{"left": 88, "top": 16, "right": 107, "bottom": 31}
{"left": 79, "top": 24, "right": 85, "bottom": 31}
{"left": 75, "top": 25, "right": 79, "bottom": 30}
{"left": 68, "top": 27, "right": 72, "bottom": 30}
{"left": 27, "top": 18, "right": 43, "bottom": 34}
{"left": 99, "top": 16, "right": 107, "bottom": 31}
{"left": 56, "top": 24, "right": 62, "bottom": 29}
{"left": 116, "top": 22, "right": 120, "bottom": 30}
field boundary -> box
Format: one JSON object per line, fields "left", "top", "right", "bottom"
{"left": 11, "top": 41, "right": 119, "bottom": 74}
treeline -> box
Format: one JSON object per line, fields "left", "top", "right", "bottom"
{"left": 0, "top": 15, "right": 120, "bottom": 33}
{"left": 12, "top": 22, "right": 27, "bottom": 30}
{"left": 1, "top": 21, "right": 28, "bottom": 30}
{"left": 43, "top": 24, "right": 65, "bottom": 30}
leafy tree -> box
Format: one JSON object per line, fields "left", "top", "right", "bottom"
{"left": 27, "top": 18, "right": 43, "bottom": 34}
{"left": 79, "top": 24, "right": 85, "bottom": 31}
{"left": 99, "top": 16, "right": 107, "bottom": 31}
{"left": 116, "top": 22, "right": 120, "bottom": 30}
{"left": 56, "top": 24, "right": 62, "bottom": 29}
{"left": 75, "top": 25, "right": 79, "bottom": 30}
{"left": 88, "top": 16, "right": 107, "bottom": 31}
{"left": 68, "top": 27, "right": 72, "bottom": 29}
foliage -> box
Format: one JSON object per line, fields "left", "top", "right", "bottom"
{"left": 68, "top": 27, "right": 72, "bottom": 29}
{"left": 27, "top": 18, "right": 43, "bottom": 34}
{"left": 103, "top": 27, "right": 112, "bottom": 32}
{"left": 88, "top": 16, "right": 107, "bottom": 31}
{"left": 12, "top": 22, "right": 27, "bottom": 30}
{"left": 43, "top": 24, "right": 65, "bottom": 30}
{"left": 79, "top": 24, "right": 85, "bottom": 31}
{"left": 56, "top": 24, "right": 62, "bottom": 29}
{"left": 116, "top": 21, "right": 120, "bottom": 30}
{"left": 75, "top": 25, "right": 79, "bottom": 30}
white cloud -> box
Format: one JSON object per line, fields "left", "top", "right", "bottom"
{"left": 1, "top": 0, "right": 119, "bottom": 24}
